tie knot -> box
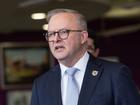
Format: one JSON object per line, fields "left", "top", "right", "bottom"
{"left": 66, "top": 67, "right": 78, "bottom": 76}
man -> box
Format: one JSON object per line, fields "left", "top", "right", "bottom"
{"left": 87, "top": 29, "right": 100, "bottom": 58}
{"left": 30, "top": 9, "right": 140, "bottom": 105}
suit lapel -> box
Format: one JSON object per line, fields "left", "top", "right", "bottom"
{"left": 78, "top": 55, "right": 103, "bottom": 105}
{"left": 51, "top": 65, "right": 63, "bottom": 105}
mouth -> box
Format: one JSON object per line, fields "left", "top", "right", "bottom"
{"left": 54, "top": 45, "right": 65, "bottom": 51}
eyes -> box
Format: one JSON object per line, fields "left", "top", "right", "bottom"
{"left": 47, "top": 29, "right": 69, "bottom": 37}
{"left": 44, "top": 28, "right": 83, "bottom": 42}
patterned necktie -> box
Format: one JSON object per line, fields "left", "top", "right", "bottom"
{"left": 65, "top": 67, "right": 79, "bottom": 105}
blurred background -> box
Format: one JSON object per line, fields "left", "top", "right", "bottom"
{"left": 0, "top": 0, "right": 140, "bottom": 105}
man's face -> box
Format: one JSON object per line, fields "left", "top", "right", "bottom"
{"left": 48, "top": 13, "right": 87, "bottom": 63}
{"left": 87, "top": 38, "right": 95, "bottom": 54}
{"left": 87, "top": 38, "right": 100, "bottom": 58}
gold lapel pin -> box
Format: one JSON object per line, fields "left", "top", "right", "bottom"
{"left": 92, "top": 70, "right": 98, "bottom": 76}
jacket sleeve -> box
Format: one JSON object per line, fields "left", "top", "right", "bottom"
{"left": 113, "top": 65, "right": 140, "bottom": 105}
{"left": 30, "top": 80, "right": 39, "bottom": 105}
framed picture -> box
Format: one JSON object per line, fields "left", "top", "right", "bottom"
{"left": 100, "top": 56, "right": 119, "bottom": 62}
{"left": 0, "top": 42, "right": 53, "bottom": 89}
{"left": 7, "top": 90, "right": 31, "bottom": 105}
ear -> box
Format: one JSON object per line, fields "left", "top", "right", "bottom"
{"left": 94, "top": 48, "right": 100, "bottom": 58}
{"left": 81, "top": 31, "right": 88, "bottom": 44}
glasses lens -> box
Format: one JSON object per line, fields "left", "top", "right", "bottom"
{"left": 46, "top": 32, "right": 54, "bottom": 41}
{"left": 59, "top": 29, "right": 69, "bottom": 39}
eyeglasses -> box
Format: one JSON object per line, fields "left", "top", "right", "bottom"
{"left": 44, "top": 29, "right": 83, "bottom": 42}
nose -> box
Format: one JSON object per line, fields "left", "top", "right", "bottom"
{"left": 53, "top": 32, "right": 61, "bottom": 42}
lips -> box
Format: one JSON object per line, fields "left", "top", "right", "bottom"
{"left": 54, "top": 45, "right": 65, "bottom": 51}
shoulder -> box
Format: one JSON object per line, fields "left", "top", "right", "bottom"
{"left": 97, "top": 58, "right": 128, "bottom": 69}
{"left": 95, "top": 58, "right": 131, "bottom": 76}
{"left": 34, "top": 64, "right": 60, "bottom": 83}
{"left": 88, "top": 53, "right": 130, "bottom": 76}
{"left": 95, "top": 58, "right": 134, "bottom": 88}
{"left": 88, "top": 52, "right": 127, "bottom": 71}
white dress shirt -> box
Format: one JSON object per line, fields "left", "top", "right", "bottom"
{"left": 60, "top": 52, "right": 89, "bottom": 105}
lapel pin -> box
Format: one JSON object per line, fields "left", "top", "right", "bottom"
{"left": 92, "top": 70, "right": 98, "bottom": 76}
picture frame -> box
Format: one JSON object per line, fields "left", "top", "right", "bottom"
{"left": 0, "top": 42, "right": 53, "bottom": 89}
{"left": 100, "top": 56, "right": 119, "bottom": 62}
{"left": 7, "top": 90, "right": 31, "bottom": 105}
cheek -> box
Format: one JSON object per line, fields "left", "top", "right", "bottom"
{"left": 48, "top": 43, "right": 51, "bottom": 48}
{"left": 48, "top": 43, "right": 54, "bottom": 51}
{"left": 66, "top": 38, "right": 80, "bottom": 50}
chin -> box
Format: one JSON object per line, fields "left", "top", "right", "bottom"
{"left": 57, "top": 56, "right": 66, "bottom": 61}
{"left": 53, "top": 51, "right": 67, "bottom": 58}
{"left": 54, "top": 55, "right": 66, "bottom": 60}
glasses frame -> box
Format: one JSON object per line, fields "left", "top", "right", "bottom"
{"left": 44, "top": 29, "right": 83, "bottom": 42}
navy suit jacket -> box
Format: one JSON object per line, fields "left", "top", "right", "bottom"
{"left": 30, "top": 54, "right": 140, "bottom": 105}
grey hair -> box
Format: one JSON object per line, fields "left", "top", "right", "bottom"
{"left": 46, "top": 8, "right": 87, "bottom": 30}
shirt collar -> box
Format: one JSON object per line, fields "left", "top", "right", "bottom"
{"left": 60, "top": 51, "right": 89, "bottom": 77}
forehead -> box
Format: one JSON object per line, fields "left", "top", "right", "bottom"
{"left": 48, "top": 13, "right": 79, "bottom": 30}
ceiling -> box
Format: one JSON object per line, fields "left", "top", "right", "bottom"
{"left": 0, "top": 0, "right": 140, "bottom": 34}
